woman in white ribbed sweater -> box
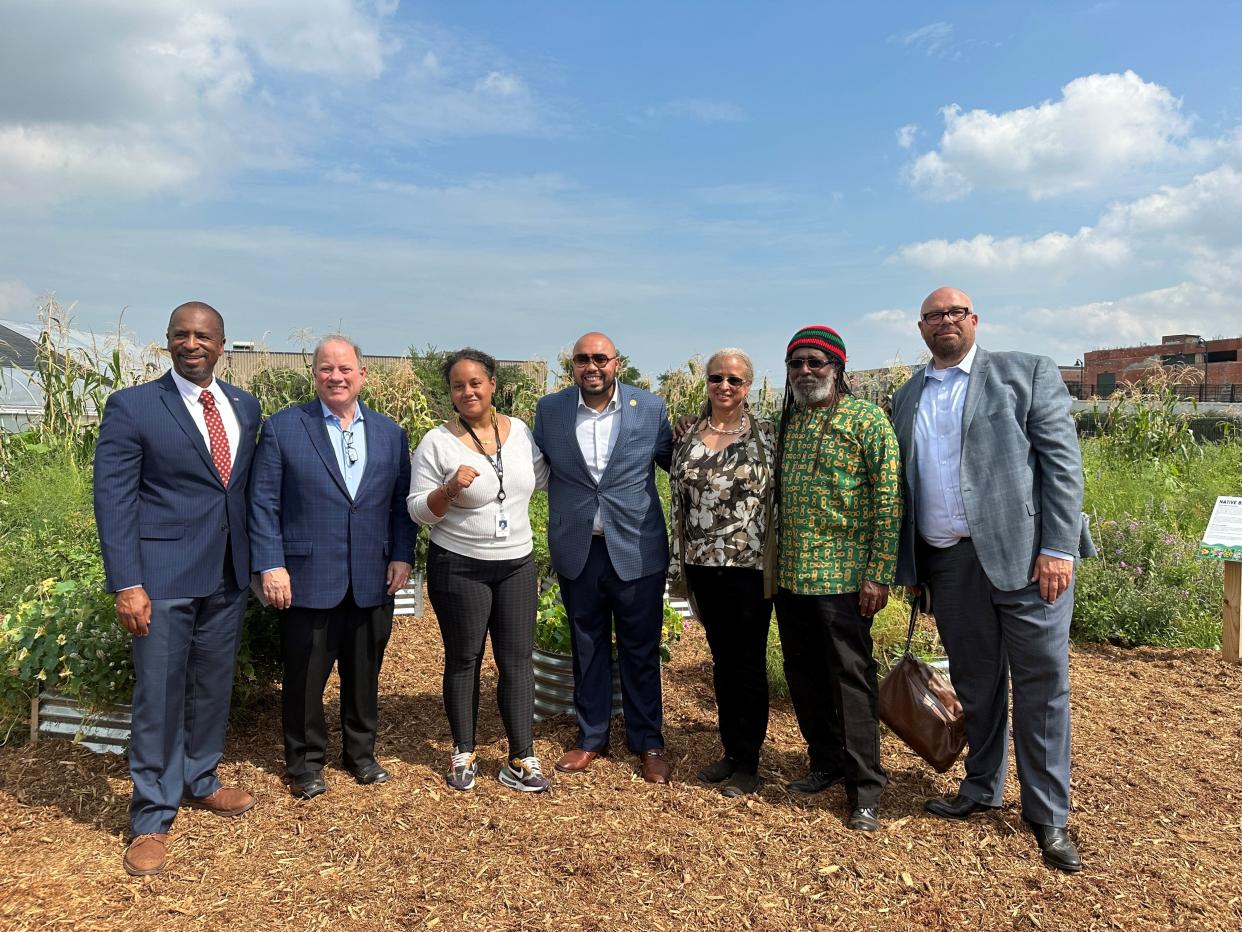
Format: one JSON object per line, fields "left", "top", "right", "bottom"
{"left": 407, "top": 349, "right": 550, "bottom": 793}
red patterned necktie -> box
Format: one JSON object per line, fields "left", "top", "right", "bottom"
{"left": 199, "top": 390, "right": 232, "bottom": 486}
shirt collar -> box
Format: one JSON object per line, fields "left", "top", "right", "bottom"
{"left": 577, "top": 386, "right": 620, "bottom": 413}
{"left": 923, "top": 343, "right": 978, "bottom": 381}
{"left": 170, "top": 367, "right": 220, "bottom": 403}
{"left": 320, "top": 399, "right": 364, "bottom": 425}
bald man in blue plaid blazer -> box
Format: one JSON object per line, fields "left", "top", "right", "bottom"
{"left": 534, "top": 332, "right": 673, "bottom": 782}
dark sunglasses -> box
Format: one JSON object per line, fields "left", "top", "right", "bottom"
{"left": 572, "top": 353, "right": 617, "bottom": 368}
{"left": 786, "top": 357, "right": 832, "bottom": 371}
{"left": 706, "top": 374, "right": 748, "bottom": 387}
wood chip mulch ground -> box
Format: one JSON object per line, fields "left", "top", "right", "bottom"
{"left": 2, "top": 601, "right": 1241, "bottom": 930}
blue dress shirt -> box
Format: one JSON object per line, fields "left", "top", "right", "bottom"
{"left": 322, "top": 400, "right": 367, "bottom": 499}
{"left": 914, "top": 346, "right": 975, "bottom": 548}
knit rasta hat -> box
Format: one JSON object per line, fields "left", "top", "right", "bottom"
{"left": 785, "top": 325, "right": 846, "bottom": 366}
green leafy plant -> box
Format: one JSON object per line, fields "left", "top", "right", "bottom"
{"left": 534, "top": 581, "right": 683, "bottom": 663}
{"left": 1073, "top": 514, "right": 1223, "bottom": 648}
{"left": 1091, "top": 366, "right": 1202, "bottom": 465}
{"left": 0, "top": 573, "right": 128, "bottom": 740}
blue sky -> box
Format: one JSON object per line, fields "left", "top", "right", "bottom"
{"left": 2, "top": 1, "right": 1241, "bottom": 385}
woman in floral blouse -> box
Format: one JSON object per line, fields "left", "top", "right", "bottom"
{"left": 669, "top": 348, "right": 776, "bottom": 797}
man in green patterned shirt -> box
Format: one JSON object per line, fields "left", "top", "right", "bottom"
{"left": 775, "top": 325, "right": 903, "bottom": 832}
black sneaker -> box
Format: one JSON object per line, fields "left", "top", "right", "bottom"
{"left": 786, "top": 770, "right": 844, "bottom": 794}
{"left": 722, "top": 771, "right": 762, "bottom": 798}
{"left": 696, "top": 756, "right": 736, "bottom": 784}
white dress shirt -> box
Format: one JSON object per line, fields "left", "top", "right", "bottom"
{"left": 169, "top": 367, "right": 240, "bottom": 467}
{"left": 575, "top": 387, "right": 621, "bottom": 533}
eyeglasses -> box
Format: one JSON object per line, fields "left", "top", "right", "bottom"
{"left": 786, "top": 357, "right": 833, "bottom": 371}
{"left": 342, "top": 429, "right": 358, "bottom": 465}
{"left": 572, "top": 353, "right": 617, "bottom": 368}
{"left": 920, "top": 306, "right": 972, "bottom": 324}
{"left": 707, "top": 374, "right": 748, "bottom": 387}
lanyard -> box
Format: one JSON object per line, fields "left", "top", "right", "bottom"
{"left": 461, "top": 411, "right": 506, "bottom": 503}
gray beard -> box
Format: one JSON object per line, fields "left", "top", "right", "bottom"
{"left": 791, "top": 379, "right": 835, "bottom": 407}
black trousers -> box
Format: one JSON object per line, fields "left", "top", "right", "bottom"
{"left": 685, "top": 565, "right": 771, "bottom": 773}
{"left": 775, "top": 588, "right": 887, "bottom": 808}
{"left": 280, "top": 588, "right": 393, "bottom": 779}
{"left": 426, "top": 542, "right": 537, "bottom": 759}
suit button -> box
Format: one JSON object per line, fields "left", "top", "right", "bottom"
{"left": 351, "top": 507, "right": 358, "bottom": 514}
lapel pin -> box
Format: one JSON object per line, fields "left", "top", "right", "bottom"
{"left": 629, "top": 398, "right": 637, "bottom": 407}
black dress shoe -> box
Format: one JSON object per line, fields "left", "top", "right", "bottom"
{"left": 924, "top": 794, "right": 1000, "bottom": 821}
{"left": 349, "top": 762, "right": 391, "bottom": 785}
{"left": 292, "top": 772, "right": 327, "bottom": 800}
{"left": 847, "top": 807, "right": 881, "bottom": 832}
{"left": 1027, "top": 821, "right": 1083, "bottom": 873}
{"left": 786, "top": 771, "right": 844, "bottom": 794}
{"left": 721, "top": 771, "right": 761, "bottom": 798}
{"left": 697, "top": 756, "right": 736, "bottom": 784}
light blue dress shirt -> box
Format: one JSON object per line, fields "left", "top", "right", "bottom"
{"left": 322, "top": 400, "right": 367, "bottom": 499}
{"left": 914, "top": 345, "right": 976, "bottom": 548}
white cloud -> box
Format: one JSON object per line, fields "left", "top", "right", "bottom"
{"left": 896, "top": 229, "right": 1130, "bottom": 272}
{"left": 645, "top": 99, "right": 746, "bottom": 123}
{"left": 0, "top": 1, "right": 549, "bottom": 207}
{"left": 896, "top": 124, "right": 918, "bottom": 149}
{"left": 889, "top": 22, "right": 955, "bottom": 58}
{"left": 908, "top": 71, "right": 1196, "bottom": 200}
{"left": 1098, "top": 164, "right": 1242, "bottom": 241}
{"left": 863, "top": 308, "right": 908, "bottom": 324}
{"left": 896, "top": 160, "right": 1242, "bottom": 359}
{"left": 1029, "top": 282, "right": 1231, "bottom": 358}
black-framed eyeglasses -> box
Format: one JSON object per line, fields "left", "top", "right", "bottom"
{"left": 572, "top": 352, "right": 617, "bottom": 368}
{"left": 786, "top": 357, "right": 832, "bottom": 371}
{"left": 342, "top": 429, "right": 358, "bottom": 465}
{"left": 706, "top": 374, "right": 748, "bottom": 387}
{"left": 921, "top": 306, "right": 972, "bottom": 324}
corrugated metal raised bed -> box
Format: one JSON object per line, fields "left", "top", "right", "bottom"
{"left": 394, "top": 571, "right": 425, "bottom": 617}
{"left": 30, "top": 692, "right": 131, "bottom": 755}
{"left": 531, "top": 648, "right": 623, "bottom": 722}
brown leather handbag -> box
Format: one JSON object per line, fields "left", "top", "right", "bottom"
{"left": 878, "top": 599, "right": 967, "bottom": 773}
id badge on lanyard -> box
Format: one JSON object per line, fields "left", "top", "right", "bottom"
{"left": 462, "top": 412, "right": 509, "bottom": 539}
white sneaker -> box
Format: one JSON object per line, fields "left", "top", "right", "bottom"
{"left": 446, "top": 749, "right": 478, "bottom": 791}
{"left": 498, "top": 756, "right": 551, "bottom": 793}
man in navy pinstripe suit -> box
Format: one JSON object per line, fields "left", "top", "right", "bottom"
{"left": 94, "top": 302, "right": 261, "bottom": 877}
{"left": 249, "top": 336, "right": 416, "bottom": 801}
{"left": 533, "top": 332, "right": 674, "bottom": 783}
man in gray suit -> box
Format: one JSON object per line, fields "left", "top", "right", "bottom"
{"left": 892, "top": 286, "right": 1093, "bottom": 873}
{"left": 533, "top": 332, "right": 674, "bottom": 783}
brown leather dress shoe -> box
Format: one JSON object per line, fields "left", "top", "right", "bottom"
{"left": 555, "top": 747, "right": 607, "bottom": 773}
{"left": 183, "top": 786, "right": 256, "bottom": 817}
{"left": 123, "top": 833, "right": 171, "bottom": 877}
{"left": 638, "top": 748, "right": 671, "bottom": 785}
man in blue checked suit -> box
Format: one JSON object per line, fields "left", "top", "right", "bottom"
{"left": 533, "top": 332, "right": 674, "bottom": 784}
{"left": 249, "top": 336, "right": 416, "bottom": 801}
{"left": 94, "top": 302, "right": 261, "bottom": 877}
{"left": 892, "top": 286, "right": 1096, "bottom": 873}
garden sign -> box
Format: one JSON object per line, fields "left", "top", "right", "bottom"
{"left": 1197, "top": 495, "right": 1242, "bottom": 662}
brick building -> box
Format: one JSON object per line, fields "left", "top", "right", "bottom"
{"left": 1062, "top": 333, "right": 1242, "bottom": 402}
